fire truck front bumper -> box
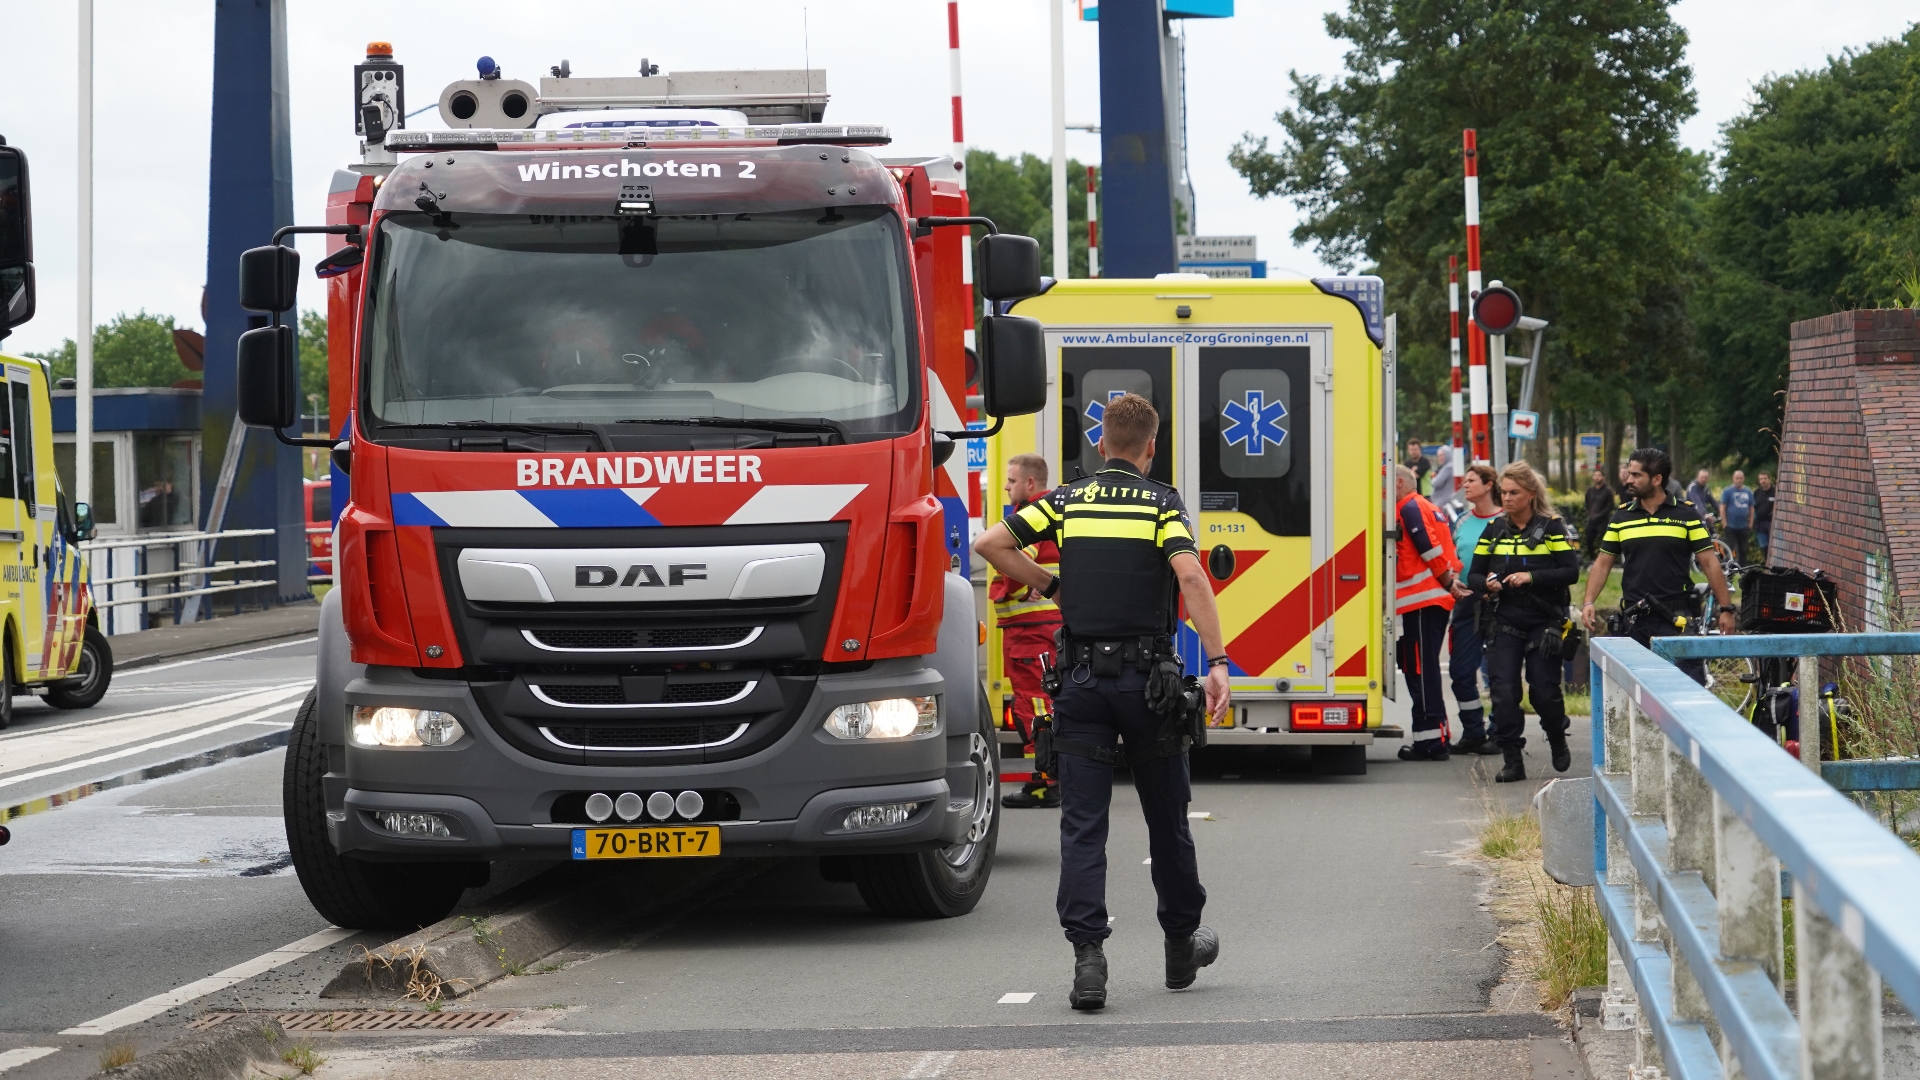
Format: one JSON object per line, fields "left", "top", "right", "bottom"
{"left": 326, "top": 660, "right": 982, "bottom": 862}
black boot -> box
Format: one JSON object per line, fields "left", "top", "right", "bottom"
{"left": 1069, "top": 942, "right": 1107, "bottom": 1010}
{"left": 1165, "top": 925, "right": 1220, "bottom": 990}
{"left": 1547, "top": 733, "right": 1571, "bottom": 773}
{"left": 1495, "top": 747, "right": 1526, "bottom": 783}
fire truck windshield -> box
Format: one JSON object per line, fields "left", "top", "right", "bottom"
{"left": 362, "top": 207, "right": 918, "bottom": 437}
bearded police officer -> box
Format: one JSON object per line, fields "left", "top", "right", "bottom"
{"left": 974, "top": 392, "right": 1231, "bottom": 1011}
{"left": 1581, "top": 448, "right": 1736, "bottom": 684}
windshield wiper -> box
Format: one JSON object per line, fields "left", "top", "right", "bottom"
{"left": 408, "top": 420, "right": 609, "bottom": 450}
{"left": 616, "top": 416, "right": 848, "bottom": 442}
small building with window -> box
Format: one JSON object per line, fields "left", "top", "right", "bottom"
{"left": 52, "top": 387, "right": 202, "bottom": 535}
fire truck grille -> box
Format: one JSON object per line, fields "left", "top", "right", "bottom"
{"left": 535, "top": 681, "right": 752, "bottom": 707}
{"left": 528, "top": 626, "right": 757, "bottom": 650}
{"left": 539, "top": 723, "right": 749, "bottom": 751}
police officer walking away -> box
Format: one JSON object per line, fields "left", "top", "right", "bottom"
{"left": 1581, "top": 448, "right": 1737, "bottom": 685}
{"left": 1468, "top": 463, "right": 1579, "bottom": 782}
{"left": 974, "top": 393, "right": 1231, "bottom": 1012}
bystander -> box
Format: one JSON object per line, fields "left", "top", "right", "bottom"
{"left": 1581, "top": 468, "right": 1614, "bottom": 563}
{"left": 1754, "top": 472, "right": 1775, "bottom": 559}
{"left": 1430, "top": 445, "right": 1457, "bottom": 507}
{"left": 1404, "top": 439, "right": 1431, "bottom": 495}
{"left": 1686, "top": 468, "right": 1719, "bottom": 531}
{"left": 1720, "top": 470, "right": 1754, "bottom": 565}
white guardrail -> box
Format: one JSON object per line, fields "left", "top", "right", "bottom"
{"left": 1588, "top": 634, "right": 1920, "bottom": 1080}
{"left": 79, "top": 529, "right": 280, "bottom": 630}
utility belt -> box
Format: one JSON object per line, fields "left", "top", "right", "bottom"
{"left": 1032, "top": 633, "right": 1207, "bottom": 773}
{"left": 1607, "top": 595, "right": 1698, "bottom": 643}
{"left": 1488, "top": 617, "right": 1584, "bottom": 662}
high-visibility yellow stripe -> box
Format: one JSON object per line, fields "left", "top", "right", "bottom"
{"left": 1158, "top": 520, "right": 1194, "bottom": 544}
{"left": 1480, "top": 538, "right": 1574, "bottom": 554}
{"left": 1062, "top": 502, "right": 1160, "bottom": 517}
{"left": 1061, "top": 518, "right": 1158, "bottom": 541}
{"left": 1611, "top": 523, "right": 1694, "bottom": 540}
{"left": 1015, "top": 503, "right": 1053, "bottom": 533}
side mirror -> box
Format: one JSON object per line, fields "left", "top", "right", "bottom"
{"left": 238, "top": 244, "right": 300, "bottom": 312}
{"left": 979, "top": 314, "right": 1046, "bottom": 417}
{"left": 930, "top": 432, "right": 956, "bottom": 468}
{"left": 975, "top": 233, "right": 1041, "bottom": 302}
{"left": 72, "top": 501, "right": 96, "bottom": 542}
{"left": 0, "top": 145, "right": 34, "bottom": 335}
{"left": 237, "top": 324, "right": 299, "bottom": 429}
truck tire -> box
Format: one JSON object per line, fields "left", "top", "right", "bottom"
{"left": 1311, "top": 744, "right": 1368, "bottom": 776}
{"left": 46, "top": 626, "right": 113, "bottom": 710}
{"left": 283, "top": 688, "right": 477, "bottom": 931}
{"left": 850, "top": 693, "right": 1000, "bottom": 918}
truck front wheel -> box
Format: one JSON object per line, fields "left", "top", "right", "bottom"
{"left": 849, "top": 693, "right": 1000, "bottom": 918}
{"left": 283, "top": 688, "right": 478, "bottom": 931}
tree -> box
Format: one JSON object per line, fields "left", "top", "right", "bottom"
{"left": 963, "top": 150, "right": 1092, "bottom": 278}
{"left": 28, "top": 311, "right": 199, "bottom": 388}
{"left": 1227, "top": 0, "right": 1698, "bottom": 447}
{"left": 299, "top": 309, "right": 328, "bottom": 415}
{"left": 1689, "top": 26, "right": 1920, "bottom": 467}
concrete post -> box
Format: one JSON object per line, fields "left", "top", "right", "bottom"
{"left": 1603, "top": 678, "right": 1641, "bottom": 1032}
{"left": 1629, "top": 698, "right": 1669, "bottom": 1071}
{"left": 1715, "top": 792, "right": 1781, "bottom": 1080}
{"left": 1666, "top": 739, "right": 1718, "bottom": 1042}
{"left": 1794, "top": 881, "right": 1883, "bottom": 1080}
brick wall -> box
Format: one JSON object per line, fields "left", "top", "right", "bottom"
{"left": 1773, "top": 309, "right": 1920, "bottom": 627}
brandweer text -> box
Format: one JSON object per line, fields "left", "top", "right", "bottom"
{"left": 516, "top": 455, "right": 763, "bottom": 487}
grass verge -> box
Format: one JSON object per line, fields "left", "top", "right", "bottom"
{"left": 281, "top": 1042, "right": 327, "bottom": 1075}
{"left": 1475, "top": 788, "right": 1607, "bottom": 1011}
{"left": 98, "top": 1040, "right": 136, "bottom": 1070}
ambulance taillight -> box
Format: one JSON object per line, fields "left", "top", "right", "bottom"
{"left": 1289, "top": 702, "right": 1366, "bottom": 731}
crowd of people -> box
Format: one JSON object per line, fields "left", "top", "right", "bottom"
{"left": 1397, "top": 440, "right": 1763, "bottom": 778}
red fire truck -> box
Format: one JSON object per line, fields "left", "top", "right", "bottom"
{"left": 235, "top": 48, "right": 1045, "bottom": 930}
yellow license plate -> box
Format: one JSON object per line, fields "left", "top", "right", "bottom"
{"left": 571, "top": 826, "right": 721, "bottom": 860}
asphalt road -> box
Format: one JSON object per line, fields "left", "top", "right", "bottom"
{"left": 0, "top": 634, "right": 1589, "bottom": 1079}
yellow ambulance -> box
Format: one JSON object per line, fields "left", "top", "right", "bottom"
{"left": 0, "top": 354, "right": 110, "bottom": 728}
{"left": 987, "top": 276, "right": 1398, "bottom": 775}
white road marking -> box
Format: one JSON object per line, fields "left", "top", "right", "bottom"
{"left": 0, "top": 682, "right": 310, "bottom": 744}
{"left": 0, "top": 683, "right": 310, "bottom": 776}
{"left": 60, "top": 926, "right": 356, "bottom": 1035}
{"left": 118, "top": 636, "right": 318, "bottom": 678}
{"left": 0, "top": 1048, "right": 59, "bottom": 1072}
{"left": 0, "top": 700, "right": 303, "bottom": 789}
{"left": 1188, "top": 811, "right": 1212, "bottom": 819}
{"left": 1143, "top": 858, "right": 1152, "bottom": 864}
{"left": 902, "top": 1050, "right": 958, "bottom": 1077}
{"left": 995, "top": 992, "right": 1034, "bottom": 1004}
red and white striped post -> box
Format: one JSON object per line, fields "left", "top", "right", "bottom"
{"left": 1463, "top": 129, "right": 1489, "bottom": 464}
{"left": 1086, "top": 165, "right": 1099, "bottom": 277}
{"left": 1448, "top": 256, "right": 1463, "bottom": 453}
{"left": 948, "top": 1, "right": 966, "bottom": 191}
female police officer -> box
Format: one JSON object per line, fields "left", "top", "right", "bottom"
{"left": 974, "top": 392, "right": 1231, "bottom": 1011}
{"left": 1468, "top": 462, "right": 1579, "bottom": 783}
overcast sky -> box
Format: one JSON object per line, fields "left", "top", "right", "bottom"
{"left": 0, "top": 2, "right": 1913, "bottom": 357}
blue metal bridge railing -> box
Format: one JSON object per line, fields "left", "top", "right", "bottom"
{"left": 1589, "top": 633, "right": 1920, "bottom": 1080}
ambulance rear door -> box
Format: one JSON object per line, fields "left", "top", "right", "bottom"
{"left": 1176, "top": 327, "right": 1334, "bottom": 697}
{"left": 0, "top": 364, "right": 40, "bottom": 679}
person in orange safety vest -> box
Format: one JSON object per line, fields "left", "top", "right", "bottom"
{"left": 993, "top": 453, "right": 1064, "bottom": 808}
{"left": 1394, "top": 464, "right": 1463, "bottom": 761}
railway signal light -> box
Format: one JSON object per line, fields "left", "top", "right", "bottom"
{"left": 1472, "top": 283, "right": 1523, "bottom": 336}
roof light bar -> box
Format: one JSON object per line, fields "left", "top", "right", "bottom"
{"left": 386, "top": 123, "right": 889, "bottom": 152}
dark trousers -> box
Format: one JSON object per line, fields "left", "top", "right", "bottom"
{"left": 1487, "top": 625, "right": 1571, "bottom": 751}
{"left": 1637, "top": 619, "right": 1707, "bottom": 685}
{"left": 1053, "top": 668, "right": 1206, "bottom": 945}
{"left": 1398, "top": 604, "right": 1451, "bottom": 744}
{"left": 1724, "top": 528, "right": 1751, "bottom": 565}
{"left": 1448, "top": 596, "right": 1488, "bottom": 739}
{"left": 1582, "top": 518, "right": 1609, "bottom": 563}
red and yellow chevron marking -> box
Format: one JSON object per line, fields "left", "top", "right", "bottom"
{"left": 1211, "top": 532, "right": 1368, "bottom": 679}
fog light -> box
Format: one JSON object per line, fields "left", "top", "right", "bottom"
{"left": 675, "top": 790, "right": 704, "bottom": 819}
{"left": 351, "top": 707, "right": 466, "bottom": 747}
{"left": 823, "top": 697, "right": 938, "bottom": 740}
{"left": 585, "top": 793, "right": 614, "bottom": 822}
{"left": 377, "top": 811, "right": 452, "bottom": 838}
{"left": 647, "top": 791, "right": 676, "bottom": 820}
{"left": 615, "top": 792, "right": 644, "bottom": 822}
{"left": 841, "top": 802, "right": 920, "bottom": 831}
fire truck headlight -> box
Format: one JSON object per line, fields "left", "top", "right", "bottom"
{"left": 351, "top": 706, "right": 467, "bottom": 748}
{"left": 824, "top": 697, "right": 939, "bottom": 740}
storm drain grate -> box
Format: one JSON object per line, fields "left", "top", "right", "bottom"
{"left": 188, "top": 1009, "right": 519, "bottom": 1032}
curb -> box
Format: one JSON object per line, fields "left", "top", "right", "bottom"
{"left": 92, "top": 1019, "right": 287, "bottom": 1080}
{"left": 112, "top": 604, "right": 321, "bottom": 673}
{"left": 321, "top": 859, "right": 754, "bottom": 1001}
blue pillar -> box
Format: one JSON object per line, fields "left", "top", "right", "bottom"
{"left": 203, "top": 0, "right": 307, "bottom": 604}
{"left": 1097, "top": 0, "right": 1178, "bottom": 278}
